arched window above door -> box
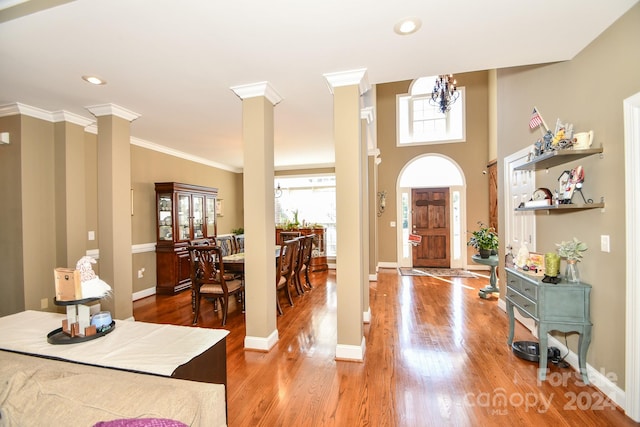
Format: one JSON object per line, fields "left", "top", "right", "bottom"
{"left": 399, "top": 155, "right": 464, "bottom": 187}
{"left": 397, "top": 76, "right": 466, "bottom": 146}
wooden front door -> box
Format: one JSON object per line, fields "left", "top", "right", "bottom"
{"left": 412, "top": 188, "right": 450, "bottom": 267}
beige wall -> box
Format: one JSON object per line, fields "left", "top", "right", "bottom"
{"left": 375, "top": 71, "right": 491, "bottom": 264}
{"left": 0, "top": 115, "right": 25, "bottom": 316}
{"left": 496, "top": 3, "right": 640, "bottom": 388}
{"left": 0, "top": 114, "right": 243, "bottom": 315}
{"left": 20, "top": 116, "right": 57, "bottom": 313}
{"left": 130, "top": 146, "right": 243, "bottom": 293}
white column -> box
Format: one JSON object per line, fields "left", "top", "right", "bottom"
{"left": 86, "top": 104, "right": 140, "bottom": 320}
{"left": 324, "top": 69, "right": 370, "bottom": 361}
{"left": 230, "top": 82, "right": 282, "bottom": 351}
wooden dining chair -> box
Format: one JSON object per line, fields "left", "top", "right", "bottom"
{"left": 215, "top": 235, "right": 236, "bottom": 256}
{"left": 298, "top": 234, "right": 315, "bottom": 291}
{"left": 187, "top": 245, "right": 244, "bottom": 326}
{"left": 279, "top": 231, "right": 301, "bottom": 245}
{"left": 276, "top": 240, "right": 296, "bottom": 315}
{"left": 287, "top": 237, "right": 306, "bottom": 295}
{"left": 234, "top": 234, "right": 245, "bottom": 253}
{"left": 189, "top": 238, "right": 213, "bottom": 246}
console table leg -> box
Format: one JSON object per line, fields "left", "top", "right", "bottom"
{"left": 538, "top": 325, "right": 549, "bottom": 381}
{"left": 578, "top": 326, "right": 592, "bottom": 384}
{"left": 506, "top": 302, "right": 515, "bottom": 346}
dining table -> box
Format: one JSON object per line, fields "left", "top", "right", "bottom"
{"left": 222, "top": 245, "right": 283, "bottom": 265}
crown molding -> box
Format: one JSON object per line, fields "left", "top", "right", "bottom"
{"left": 230, "top": 81, "right": 283, "bottom": 106}
{"left": 52, "top": 110, "right": 95, "bottom": 127}
{"left": 86, "top": 103, "right": 141, "bottom": 122}
{"left": 361, "top": 106, "right": 375, "bottom": 124}
{"left": 85, "top": 124, "right": 98, "bottom": 134}
{"left": 0, "top": 102, "right": 52, "bottom": 120}
{"left": 0, "top": 102, "right": 95, "bottom": 128}
{"left": 130, "top": 137, "right": 240, "bottom": 173}
{"left": 323, "top": 68, "right": 370, "bottom": 95}
{"left": 274, "top": 161, "right": 335, "bottom": 172}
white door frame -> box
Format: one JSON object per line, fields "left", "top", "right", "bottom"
{"left": 624, "top": 91, "right": 640, "bottom": 422}
{"left": 503, "top": 146, "right": 537, "bottom": 334}
{"left": 395, "top": 155, "right": 467, "bottom": 269}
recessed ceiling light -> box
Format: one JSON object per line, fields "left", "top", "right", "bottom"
{"left": 394, "top": 17, "right": 422, "bottom": 35}
{"left": 82, "top": 75, "right": 106, "bottom": 85}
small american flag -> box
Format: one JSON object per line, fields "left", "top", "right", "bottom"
{"left": 529, "top": 108, "right": 543, "bottom": 129}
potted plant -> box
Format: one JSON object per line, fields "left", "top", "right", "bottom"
{"left": 467, "top": 222, "right": 499, "bottom": 258}
{"left": 556, "top": 237, "right": 588, "bottom": 283}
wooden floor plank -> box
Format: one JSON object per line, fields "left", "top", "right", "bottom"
{"left": 133, "top": 269, "right": 638, "bottom": 426}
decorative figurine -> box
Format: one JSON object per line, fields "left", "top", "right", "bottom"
{"left": 543, "top": 131, "right": 553, "bottom": 152}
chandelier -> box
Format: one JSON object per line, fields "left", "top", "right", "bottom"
{"left": 430, "top": 74, "right": 459, "bottom": 114}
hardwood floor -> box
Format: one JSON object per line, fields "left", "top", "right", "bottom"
{"left": 133, "top": 269, "right": 638, "bottom": 426}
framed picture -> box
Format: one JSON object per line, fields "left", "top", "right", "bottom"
{"left": 527, "top": 252, "right": 545, "bottom": 276}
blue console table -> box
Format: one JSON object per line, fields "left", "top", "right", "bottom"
{"left": 505, "top": 267, "right": 592, "bottom": 384}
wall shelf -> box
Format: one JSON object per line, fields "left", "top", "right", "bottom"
{"left": 514, "top": 147, "right": 603, "bottom": 171}
{"left": 515, "top": 202, "right": 604, "bottom": 212}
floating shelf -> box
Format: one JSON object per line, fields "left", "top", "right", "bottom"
{"left": 514, "top": 147, "right": 603, "bottom": 171}
{"left": 515, "top": 202, "right": 604, "bottom": 212}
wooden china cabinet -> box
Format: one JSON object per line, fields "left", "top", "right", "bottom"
{"left": 155, "top": 182, "right": 218, "bottom": 294}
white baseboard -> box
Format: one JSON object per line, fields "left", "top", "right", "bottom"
{"left": 132, "top": 287, "right": 156, "bottom": 301}
{"left": 369, "top": 273, "right": 377, "bottom": 281}
{"left": 378, "top": 261, "right": 397, "bottom": 269}
{"left": 363, "top": 307, "right": 371, "bottom": 323}
{"left": 335, "top": 337, "right": 366, "bottom": 361}
{"left": 497, "top": 299, "right": 624, "bottom": 408}
{"left": 245, "top": 329, "right": 279, "bottom": 351}
{"left": 546, "top": 335, "right": 625, "bottom": 408}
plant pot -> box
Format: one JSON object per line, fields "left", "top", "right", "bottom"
{"left": 479, "top": 248, "right": 491, "bottom": 259}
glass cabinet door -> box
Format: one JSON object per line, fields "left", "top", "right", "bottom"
{"left": 177, "top": 194, "right": 191, "bottom": 241}
{"left": 158, "top": 193, "right": 173, "bottom": 241}
{"left": 205, "top": 196, "right": 216, "bottom": 238}
{"left": 193, "top": 195, "right": 204, "bottom": 239}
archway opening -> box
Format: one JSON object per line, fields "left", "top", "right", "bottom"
{"left": 396, "top": 154, "right": 466, "bottom": 268}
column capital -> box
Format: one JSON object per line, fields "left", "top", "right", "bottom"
{"left": 323, "top": 68, "right": 370, "bottom": 96}
{"left": 230, "top": 81, "right": 283, "bottom": 106}
{"left": 86, "top": 103, "right": 141, "bottom": 122}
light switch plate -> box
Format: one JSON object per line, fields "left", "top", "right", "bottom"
{"left": 600, "top": 235, "right": 610, "bottom": 252}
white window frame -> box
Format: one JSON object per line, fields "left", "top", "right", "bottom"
{"left": 397, "top": 85, "right": 466, "bottom": 147}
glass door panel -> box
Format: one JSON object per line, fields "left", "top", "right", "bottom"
{"left": 205, "top": 196, "right": 216, "bottom": 238}
{"left": 193, "top": 195, "right": 204, "bottom": 239}
{"left": 158, "top": 193, "right": 173, "bottom": 241}
{"left": 177, "top": 194, "right": 191, "bottom": 241}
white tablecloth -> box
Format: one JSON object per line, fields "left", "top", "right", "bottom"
{"left": 0, "top": 310, "right": 229, "bottom": 376}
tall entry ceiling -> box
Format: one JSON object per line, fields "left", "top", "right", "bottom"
{"left": 1, "top": 0, "right": 637, "bottom": 171}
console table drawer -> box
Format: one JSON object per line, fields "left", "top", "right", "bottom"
{"left": 506, "top": 274, "right": 538, "bottom": 301}
{"left": 507, "top": 289, "right": 538, "bottom": 318}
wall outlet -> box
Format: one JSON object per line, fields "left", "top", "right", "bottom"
{"left": 390, "top": 221, "right": 396, "bottom": 227}
{"left": 88, "top": 230, "right": 95, "bottom": 241}
{"left": 40, "top": 298, "right": 48, "bottom": 309}
{"left": 137, "top": 268, "right": 145, "bottom": 279}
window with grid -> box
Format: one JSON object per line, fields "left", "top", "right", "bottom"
{"left": 274, "top": 175, "right": 336, "bottom": 257}
{"left": 397, "top": 76, "right": 465, "bottom": 146}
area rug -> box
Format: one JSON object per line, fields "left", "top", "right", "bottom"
{"left": 398, "top": 267, "right": 476, "bottom": 278}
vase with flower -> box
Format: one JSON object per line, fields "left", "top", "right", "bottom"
{"left": 556, "top": 237, "right": 588, "bottom": 283}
